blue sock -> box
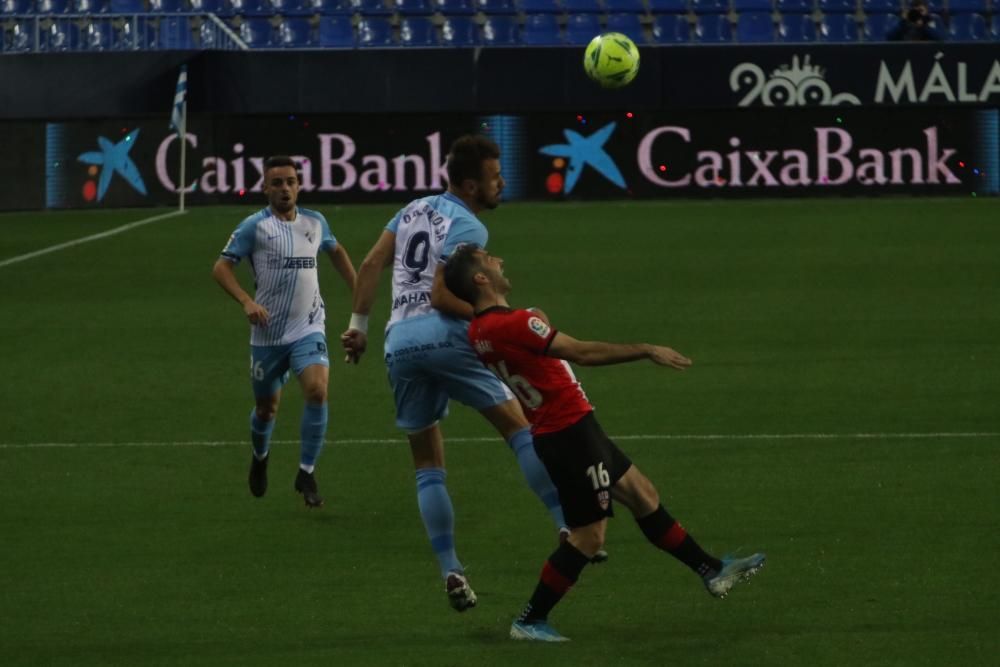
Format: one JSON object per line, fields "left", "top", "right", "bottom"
{"left": 508, "top": 427, "right": 567, "bottom": 530}
{"left": 415, "top": 468, "right": 462, "bottom": 579}
{"left": 250, "top": 410, "right": 275, "bottom": 460}
{"left": 299, "top": 402, "right": 328, "bottom": 471}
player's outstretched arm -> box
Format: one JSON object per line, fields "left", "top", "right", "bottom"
{"left": 431, "top": 264, "right": 474, "bottom": 320}
{"left": 326, "top": 243, "right": 357, "bottom": 294}
{"left": 341, "top": 230, "right": 394, "bottom": 364}
{"left": 212, "top": 257, "right": 269, "bottom": 326}
{"left": 547, "top": 332, "right": 691, "bottom": 370}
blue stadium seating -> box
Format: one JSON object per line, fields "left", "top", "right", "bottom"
{"left": 562, "top": 0, "right": 601, "bottom": 12}
{"left": 992, "top": 14, "right": 1000, "bottom": 39}
{"left": 817, "top": 0, "right": 853, "bottom": 12}
{"left": 733, "top": 0, "right": 771, "bottom": 9}
{"left": 41, "top": 18, "right": 79, "bottom": 49}
{"left": 399, "top": 16, "right": 437, "bottom": 44}
{"left": 82, "top": 18, "right": 114, "bottom": 49}
{"left": 227, "top": 0, "right": 276, "bottom": 14}
{"left": 651, "top": 12, "right": 690, "bottom": 41}
{"left": 482, "top": 15, "right": 519, "bottom": 43}
{"left": 277, "top": 17, "right": 314, "bottom": 45}
{"left": 950, "top": 13, "right": 988, "bottom": 40}
{"left": 158, "top": 16, "right": 196, "bottom": 48}
{"left": 605, "top": 0, "right": 647, "bottom": 12}
{"left": 114, "top": 16, "right": 156, "bottom": 48}
{"left": 72, "top": 0, "right": 108, "bottom": 13}
{"left": 863, "top": 12, "right": 895, "bottom": 40}
{"left": 737, "top": 11, "right": 774, "bottom": 41}
{"left": 36, "top": 0, "right": 69, "bottom": 13}
{"left": 819, "top": 12, "right": 857, "bottom": 40}
{"left": 351, "top": 0, "right": 393, "bottom": 14}
{"left": 861, "top": 0, "right": 896, "bottom": 12}
{"left": 189, "top": 0, "right": 227, "bottom": 13}
{"left": 778, "top": 12, "right": 815, "bottom": 40}
{"left": 521, "top": 13, "right": 562, "bottom": 43}
{"left": 357, "top": 17, "right": 393, "bottom": 45}
{"left": 269, "top": 0, "right": 317, "bottom": 15}
{"left": 476, "top": 0, "right": 518, "bottom": 12}
{"left": 2, "top": 0, "right": 33, "bottom": 15}
{"left": 692, "top": 0, "right": 728, "bottom": 12}
{"left": 695, "top": 13, "right": 732, "bottom": 41}
{"left": 776, "top": 0, "right": 812, "bottom": 11}
{"left": 315, "top": 0, "right": 354, "bottom": 13}
{"left": 948, "top": 0, "right": 985, "bottom": 12}
{"left": 318, "top": 15, "right": 354, "bottom": 44}
{"left": 564, "top": 12, "right": 600, "bottom": 43}
{"left": 606, "top": 12, "right": 645, "bottom": 41}
{"left": 148, "top": 0, "right": 185, "bottom": 11}
{"left": 434, "top": 0, "right": 476, "bottom": 14}
{"left": 440, "top": 15, "right": 478, "bottom": 44}
{"left": 5, "top": 21, "right": 32, "bottom": 51}
{"left": 519, "top": 0, "right": 560, "bottom": 11}
{"left": 648, "top": 0, "right": 687, "bottom": 11}
{"left": 238, "top": 16, "right": 274, "bottom": 45}
{"left": 396, "top": 0, "right": 433, "bottom": 14}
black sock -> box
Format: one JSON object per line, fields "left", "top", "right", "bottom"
{"left": 518, "top": 541, "right": 591, "bottom": 623}
{"left": 637, "top": 505, "right": 722, "bottom": 578}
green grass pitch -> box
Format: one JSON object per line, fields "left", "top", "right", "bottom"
{"left": 1, "top": 198, "right": 998, "bottom": 666}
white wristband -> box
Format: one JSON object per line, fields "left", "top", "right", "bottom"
{"left": 348, "top": 313, "right": 369, "bottom": 334}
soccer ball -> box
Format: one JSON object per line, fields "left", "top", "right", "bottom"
{"left": 583, "top": 33, "right": 640, "bottom": 89}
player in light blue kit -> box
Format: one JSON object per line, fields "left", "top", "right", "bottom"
{"left": 212, "top": 156, "right": 357, "bottom": 508}
{"left": 341, "top": 135, "right": 570, "bottom": 611}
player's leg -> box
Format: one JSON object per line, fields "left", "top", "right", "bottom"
{"left": 612, "top": 464, "right": 766, "bottom": 597}
{"left": 248, "top": 344, "right": 292, "bottom": 498}
{"left": 290, "top": 333, "right": 331, "bottom": 508}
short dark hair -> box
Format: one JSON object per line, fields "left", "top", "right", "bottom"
{"left": 446, "top": 135, "right": 500, "bottom": 188}
{"left": 264, "top": 155, "right": 298, "bottom": 174}
{"left": 443, "top": 244, "right": 484, "bottom": 306}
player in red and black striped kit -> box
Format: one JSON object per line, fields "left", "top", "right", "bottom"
{"left": 444, "top": 244, "right": 766, "bottom": 642}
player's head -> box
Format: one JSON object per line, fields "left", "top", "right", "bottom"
{"left": 446, "top": 135, "right": 504, "bottom": 212}
{"left": 263, "top": 156, "right": 300, "bottom": 215}
{"left": 444, "top": 244, "right": 510, "bottom": 306}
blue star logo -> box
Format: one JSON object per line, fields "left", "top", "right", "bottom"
{"left": 539, "top": 121, "right": 625, "bottom": 194}
{"left": 77, "top": 129, "right": 148, "bottom": 201}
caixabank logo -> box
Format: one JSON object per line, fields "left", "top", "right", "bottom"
{"left": 538, "top": 121, "right": 627, "bottom": 196}
{"left": 46, "top": 124, "right": 150, "bottom": 208}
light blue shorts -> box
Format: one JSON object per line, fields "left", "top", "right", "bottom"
{"left": 250, "top": 332, "right": 330, "bottom": 399}
{"left": 385, "top": 313, "right": 514, "bottom": 432}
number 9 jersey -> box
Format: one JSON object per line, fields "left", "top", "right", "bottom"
{"left": 468, "top": 307, "right": 593, "bottom": 436}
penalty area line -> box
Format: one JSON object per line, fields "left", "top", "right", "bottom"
{"left": 0, "top": 432, "right": 997, "bottom": 449}
{"left": 0, "top": 209, "right": 188, "bottom": 269}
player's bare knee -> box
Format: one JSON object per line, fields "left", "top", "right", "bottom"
{"left": 569, "top": 522, "right": 606, "bottom": 556}
{"left": 304, "top": 386, "right": 327, "bottom": 404}
{"left": 255, "top": 405, "right": 277, "bottom": 422}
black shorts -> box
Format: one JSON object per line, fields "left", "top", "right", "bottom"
{"left": 533, "top": 412, "right": 633, "bottom": 529}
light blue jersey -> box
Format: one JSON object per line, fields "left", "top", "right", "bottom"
{"left": 221, "top": 206, "right": 337, "bottom": 346}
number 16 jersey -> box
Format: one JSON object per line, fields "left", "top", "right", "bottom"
{"left": 468, "top": 307, "right": 593, "bottom": 435}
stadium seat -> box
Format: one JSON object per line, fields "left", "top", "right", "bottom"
{"left": 238, "top": 16, "right": 274, "bottom": 45}
{"left": 482, "top": 15, "right": 519, "bottom": 43}
{"left": 519, "top": 0, "right": 559, "bottom": 11}
{"left": 36, "top": 0, "right": 69, "bottom": 13}
{"left": 476, "top": 0, "right": 517, "bottom": 12}
{"left": 691, "top": 0, "right": 728, "bottom": 12}
{"left": 149, "top": 0, "right": 185, "bottom": 11}
{"left": 314, "top": 0, "right": 353, "bottom": 12}
{"left": 40, "top": 18, "right": 79, "bottom": 50}
{"left": 396, "top": 0, "right": 433, "bottom": 13}
{"left": 818, "top": 12, "right": 856, "bottom": 39}
{"left": 564, "top": 12, "right": 600, "bottom": 43}
{"left": 694, "top": 12, "right": 732, "bottom": 40}
{"left": 357, "top": 16, "right": 393, "bottom": 45}
{"left": 158, "top": 16, "right": 196, "bottom": 47}
{"left": 82, "top": 18, "right": 114, "bottom": 48}
{"left": 562, "top": 0, "right": 601, "bottom": 12}
{"left": 399, "top": 15, "right": 436, "bottom": 44}
{"left": 651, "top": 12, "right": 690, "bottom": 41}
{"left": 269, "top": 0, "right": 317, "bottom": 14}
{"left": 113, "top": 16, "right": 155, "bottom": 47}
{"left": 350, "top": 0, "right": 392, "bottom": 13}
{"left": 778, "top": 12, "right": 815, "bottom": 40}
{"left": 73, "top": 0, "right": 109, "bottom": 12}
{"left": 440, "top": 15, "right": 479, "bottom": 43}
{"left": 189, "top": 0, "right": 227, "bottom": 12}
{"left": 648, "top": 0, "right": 687, "bottom": 10}
{"left": 434, "top": 0, "right": 476, "bottom": 13}
{"left": 227, "top": 0, "right": 276, "bottom": 14}
{"left": 317, "top": 14, "right": 354, "bottom": 44}
{"left": 605, "top": 12, "right": 645, "bottom": 41}
{"left": 1, "top": 0, "right": 33, "bottom": 15}
{"left": 862, "top": 12, "right": 895, "bottom": 40}
{"left": 860, "top": 0, "right": 896, "bottom": 11}
{"left": 521, "top": 12, "right": 562, "bottom": 43}
{"left": 947, "top": 0, "right": 985, "bottom": 13}
{"left": 277, "top": 16, "right": 313, "bottom": 44}
{"left": 776, "top": 0, "right": 811, "bottom": 11}
{"left": 109, "top": 0, "right": 145, "bottom": 13}
{"left": 5, "top": 21, "right": 34, "bottom": 51}
{"left": 736, "top": 10, "right": 774, "bottom": 41}
{"left": 605, "top": 0, "right": 646, "bottom": 12}
{"left": 733, "top": 0, "right": 771, "bottom": 9}
{"left": 949, "top": 13, "right": 987, "bottom": 40}
{"left": 817, "top": 0, "right": 853, "bottom": 12}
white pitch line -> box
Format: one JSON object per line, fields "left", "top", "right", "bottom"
{"left": 0, "top": 432, "right": 996, "bottom": 449}
{"left": 0, "top": 209, "right": 187, "bottom": 269}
